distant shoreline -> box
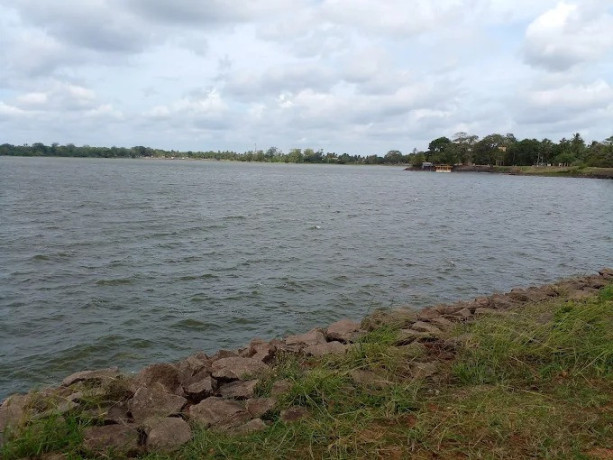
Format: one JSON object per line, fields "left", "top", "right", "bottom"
{"left": 405, "top": 164, "right": 613, "bottom": 179}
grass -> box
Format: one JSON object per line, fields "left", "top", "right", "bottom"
{"left": 2, "top": 281, "right": 612, "bottom": 459}
{"left": 492, "top": 165, "right": 613, "bottom": 179}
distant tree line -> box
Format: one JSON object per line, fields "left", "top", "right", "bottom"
{"left": 1, "top": 132, "right": 612, "bottom": 167}
{"left": 408, "top": 132, "right": 613, "bottom": 168}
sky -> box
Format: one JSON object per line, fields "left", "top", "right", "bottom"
{"left": 1, "top": 1, "right": 612, "bottom": 155}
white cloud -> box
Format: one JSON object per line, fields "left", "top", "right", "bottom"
{"left": 0, "top": 0, "right": 612, "bottom": 152}
{"left": 523, "top": 1, "right": 613, "bottom": 71}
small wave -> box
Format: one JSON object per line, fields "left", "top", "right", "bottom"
{"left": 31, "top": 254, "right": 50, "bottom": 261}
{"left": 223, "top": 215, "right": 247, "bottom": 221}
{"left": 171, "top": 318, "right": 217, "bottom": 331}
{"left": 96, "top": 277, "right": 135, "bottom": 286}
{"left": 179, "top": 273, "right": 219, "bottom": 281}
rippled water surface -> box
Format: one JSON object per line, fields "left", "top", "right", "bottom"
{"left": 1, "top": 156, "right": 612, "bottom": 398}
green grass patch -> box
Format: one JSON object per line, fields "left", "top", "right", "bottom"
{"left": 3, "top": 279, "right": 612, "bottom": 459}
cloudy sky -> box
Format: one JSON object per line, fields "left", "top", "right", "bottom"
{"left": 1, "top": 1, "right": 612, "bottom": 155}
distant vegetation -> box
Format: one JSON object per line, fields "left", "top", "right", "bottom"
{"left": 2, "top": 131, "right": 612, "bottom": 167}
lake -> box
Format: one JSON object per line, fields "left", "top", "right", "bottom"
{"left": 1, "top": 156, "right": 612, "bottom": 399}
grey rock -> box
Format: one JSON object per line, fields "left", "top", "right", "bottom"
{"left": 128, "top": 384, "right": 186, "bottom": 422}
{"left": 451, "top": 308, "right": 473, "bottom": 320}
{"left": 62, "top": 367, "right": 120, "bottom": 387}
{"left": 211, "top": 357, "right": 268, "bottom": 381}
{"left": 143, "top": 417, "right": 192, "bottom": 452}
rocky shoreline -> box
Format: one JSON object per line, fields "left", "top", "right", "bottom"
{"left": 1, "top": 268, "right": 612, "bottom": 457}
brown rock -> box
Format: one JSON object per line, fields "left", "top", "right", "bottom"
{"left": 361, "top": 308, "right": 418, "bottom": 330}
{"left": 246, "top": 398, "right": 276, "bottom": 418}
{"left": 0, "top": 394, "right": 29, "bottom": 438}
{"left": 104, "top": 403, "right": 131, "bottom": 424}
{"left": 143, "top": 417, "right": 192, "bottom": 452}
{"left": 211, "top": 357, "right": 268, "bottom": 381}
{"left": 61, "top": 367, "right": 120, "bottom": 387}
{"left": 211, "top": 349, "right": 240, "bottom": 360}
{"left": 410, "top": 321, "right": 443, "bottom": 335}
{"left": 395, "top": 329, "right": 433, "bottom": 345}
{"left": 599, "top": 268, "right": 613, "bottom": 279}
{"left": 283, "top": 329, "right": 327, "bottom": 352}
{"left": 233, "top": 418, "right": 268, "bottom": 434}
{"left": 219, "top": 380, "right": 258, "bottom": 399}
{"left": 411, "top": 362, "right": 438, "bottom": 379}
{"left": 350, "top": 370, "right": 392, "bottom": 388}
{"left": 304, "top": 341, "right": 348, "bottom": 357}
{"left": 188, "top": 397, "right": 250, "bottom": 428}
{"left": 136, "top": 363, "right": 181, "bottom": 394}
{"left": 451, "top": 308, "right": 473, "bottom": 320}
{"left": 270, "top": 380, "right": 293, "bottom": 397}
{"left": 82, "top": 424, "right": 140, "bottom": 456}
{"left": 184, "top": 375, "right": 216, "bottom": 401}
{"left": 248, "top": 339, "right": 277, "bottom": 363}
{"left": 428, "top": 316, "right": 455, "bottom": 329}
{"left": 474, "top": 307, "right": 506, "bottom": 316}
{"left": 176, "top": 353, "right": 211, "bottom": 386}
{"left": 128, "top": 384, "right": 186, "bottom": 422}
{"left": 326, "top": 319, "right": 362, "bottom": 343}
{"left": 280, "top": 406, "right": 308, "bottom": 422}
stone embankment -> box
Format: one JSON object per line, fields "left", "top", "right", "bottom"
{"left": 1, "top": 268, "right": 612, "bottom": 456}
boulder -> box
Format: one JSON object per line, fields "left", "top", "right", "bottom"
{"left": 219, "top": 380, "right": 258, "bottom": 399}
{"left": 395, "top": 329, "right": 434, "bottom": 345}
{"left": 283, "top": 329, "right": 327, "bottom": 352}
{"left": 188, "top": 397, "right": 250, "bottom": 429}
{"left": 62, "top": 367, "right": 120, "bottom": 387}
{"left": 82, "top": 424, "right": 140, "bottom": 456}
{"left": 136, "top": 363, "right": 181, "bottom": 395}
{"left": 280, "top": 406, "right": 308, "bottom": 423}
{"left": 211, "top": 357, "right": 268, "bottom": 381}
{"left": 233, "top": 418, "right": 268, "bottom": 434}
{"left": 248, "top": 339, "right": 276, "bottom": 363}
{"left": 128, "top": 384, "right": 186, "bottom": 422}
{"left": 450, "top": 308, "right": 473, "bottom": 321}
{"left": 350, "top": 370, "right": 392, "bottom": 389}
{"left": 410, "top": 321, "right": 443, "bottom": 335}
{"left": 599, "top": 268, "right": 613, "bottom": 279}
{"left": 176, "top": 353, "right": 211, "bottom": 386}
{"left": 184, "top": 375, "right": 216, "bottom": 401}
{"left": 211, "top": 349, "right": 240, "bottom": 360}
{"left": 143, "top": 417, "right": 192, "bottom": 452}
{"left": 304, "top": 341, "right": 348, "bottom": 357}
{"left": 411, "top": 362, "right": 438, "bottom": 379}
{"left": 326, "top": 319, "right": 363, "bottom": 343}
{"left": 0, "top": 394, "right": 29, "bottom": 440}
{"left": 270, "top": 380, "right": 293, "bottom": 397}
{"left": 246, "top": 398, "right": 276, "bottom": 418}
